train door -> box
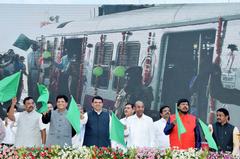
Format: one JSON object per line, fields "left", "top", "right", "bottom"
{"left": 50, "top": 37, "right": 86, "bottom": 103}
{"left": 160, "top": 29, "right": 216, "bottom": 121}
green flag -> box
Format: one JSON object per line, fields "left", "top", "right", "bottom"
{"left": 36, "top": 83, "right": 49, "bottom": 113}
{"left": 175, "top": 105, "right": 186, "bottom": 140}
{"left": 66, "top": 96, "right": 80, "bottom": 134}
{"left": 0, "top": 72, "right": 21, "bottom": 102}
{"left": 110, "top": 112, "right": 126, "bottom": 147}
{"left": 198, "top": 119, "right": 218, "bottom": 151}
{"left": 13, "top": 34, "right": 33, "bottom": 51}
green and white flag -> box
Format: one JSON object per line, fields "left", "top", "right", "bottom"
{"left": 110, "top": 112, "right": 126, "bottom": 147}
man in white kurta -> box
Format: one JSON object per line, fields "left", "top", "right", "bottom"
{"left": 153, "top": 105, "right": 171, "bottom": 149}
{"left": 111, "top": 103, "right": 134, "bottom": 149}
{"left": 8, "top": 97, "right": 46, "bottom": 147}
{"left": 120, "top": 103, "right": 135, "bottom": 142}
{"left": 126, "top": 101, "right": 154, "bottom": 147}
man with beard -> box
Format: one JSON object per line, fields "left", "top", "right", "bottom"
{"left": 164, "top": 99, "right": 201, "bottom": 149}
{"left": 209, "top": 108, "right": 239, "bottom": 156}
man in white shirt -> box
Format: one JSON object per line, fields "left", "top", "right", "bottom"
{"left": 2, "top": 105, "right": 17, "bottom": 146}
{"left": 153, "top": 105, "right": 171, "bottom": 149}
{"left": 120, "top": 103, "right": 135, "bottom": 140}
{"left": 126, "top": 101, "right": 154, "bottom": 147}
{"left": 8, "top": 97, "right": 46, "bottom": 147}
{"left": 112, "top": 103, "right": 134, "bottom": 149}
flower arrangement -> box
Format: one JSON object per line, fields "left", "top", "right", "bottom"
{"left": 90, "top": 146, "right": 128, "bottom": 159}
{"left": 0, "top": 145, "right": 19, "bottom": 159}
{"left": 0, "top": 145, "right": 238, "bottom": 159}
{"left": 59, "top": 145, "right": 91, "bottom": 159}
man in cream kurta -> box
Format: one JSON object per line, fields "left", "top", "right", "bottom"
{"left": 8, "top": 97, "right": 46, "bottom": 147}
{"left": 126, "top": 101, "right": 154, "bottom": 147}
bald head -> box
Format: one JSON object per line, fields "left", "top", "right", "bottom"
{"left": 135, "top": 101, "right": 144, "bottom": 118}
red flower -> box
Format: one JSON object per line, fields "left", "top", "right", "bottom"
{"left": 22, "top": 153, "right": 26, "bottom": 158}
{"left": 40, "top": 152, "right": 46, "bottom": 157}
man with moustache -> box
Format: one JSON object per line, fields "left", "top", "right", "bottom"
{"left": 153, "top": 105, "right": 171, "bottom": 149}
{"left": 164, "top": 99, "right": 201, "bottom": 149}
{"left": 209, "top": 108, "right": 239, "bottom": 156}
{"left": 126, "top": 101, "right": 154, "bottom": 147}
{"left": 120, "top": 103, "right": 135, "bottom": 129}
{"left": 8, "top": 97, "right": 46, "bottom": 147}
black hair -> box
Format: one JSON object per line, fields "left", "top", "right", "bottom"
{"left": 91, "top": 96, "right": 103, "bottom": 103}
{"left": 177, "top": 98, "right": 189, "bottom": 106}
{"left": 56, "top": 95, "right": 68, "bottom": 103}
{"left": 47, "top": 101, "right": 53, "bottom": 105}
{"left": 125, "top": 103, "right": 134, "bottom": 108}
{"left": 23, "top": 96, "right": 34, "bottom": 104}
{"left": 217, "top": 108, "right": 230, "bottom": 120}
{"left": 159, "top": 105, "right": 170, "bottom": 114}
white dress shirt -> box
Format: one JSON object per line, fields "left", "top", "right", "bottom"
{"left": 126, "top": 114, "right": 154, "bottom": 147}
{"left": 153, "top": 118, "right": 170, "bottom": 149}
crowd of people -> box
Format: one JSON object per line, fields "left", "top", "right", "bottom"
{"left": 0, "top": 94, "right": 239, "bottom": 156}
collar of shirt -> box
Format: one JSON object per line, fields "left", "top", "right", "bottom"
{"left": 23, "top": 110, "right": 35, "bottom": 114}
{"left": 94, "top": 109, "right": 102, "bottom": 115}
{"left": 160, "top": 118, "right": 167, "bottom": 123}
{"left": 133, "top": 114, "right": 146, "bottom": 120}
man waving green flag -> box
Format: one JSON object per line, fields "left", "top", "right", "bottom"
{"left": 0, "top": 72, "right": 21, "bottom": 102}
{"left": 36, "top": 83, "right": 49, "bottom": 113}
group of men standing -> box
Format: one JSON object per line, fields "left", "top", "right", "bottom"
{"left": 0, "top": 95, "right": 239, "bottom": 157}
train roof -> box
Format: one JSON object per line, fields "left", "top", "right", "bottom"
{"left": 42, "top": 3, "right": 240, "bottom": 37}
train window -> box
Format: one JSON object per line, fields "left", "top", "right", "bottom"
{"left": 91, "top": 42, "right": 114, "bottom": 89}
{"left": 112, "top": 41, "right": 141, "bottom": 90}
